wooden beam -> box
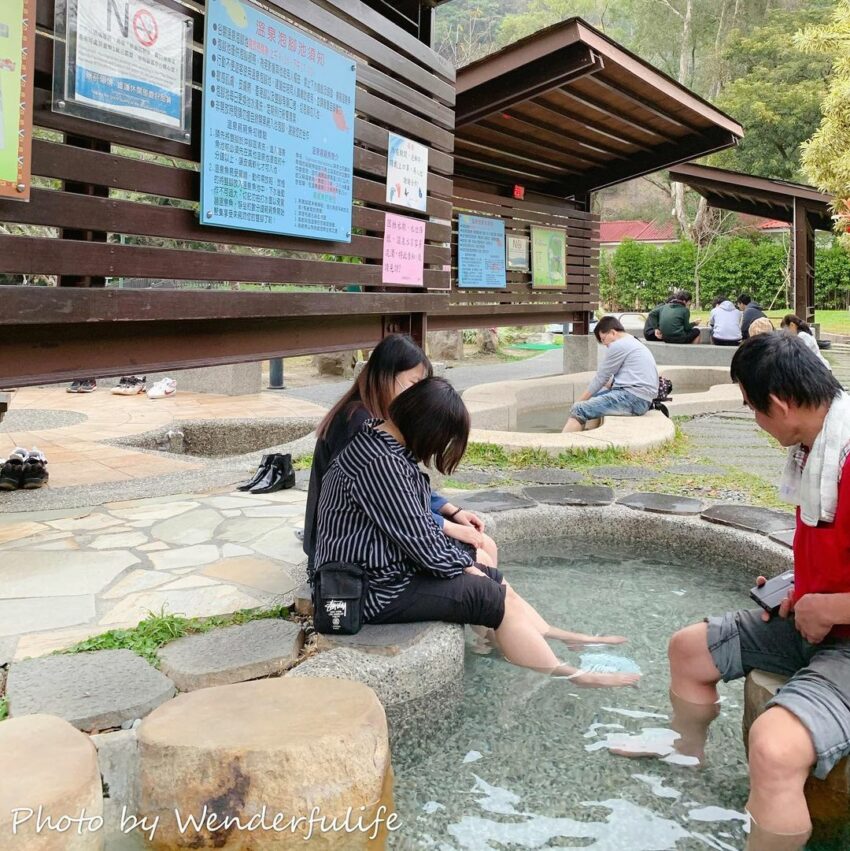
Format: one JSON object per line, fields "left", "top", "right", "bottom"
{"left": 456, "top": 45, "right": 602, "bottom": 127}
{"left": 549, "top": 127, "right": 739, "bottom": 196}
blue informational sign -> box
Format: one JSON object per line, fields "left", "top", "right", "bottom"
{"left": 457, "top": 214, "right": 506, "bottom": 289}
{"left": 200, "top": 0, "right": 355, "bottom": 241}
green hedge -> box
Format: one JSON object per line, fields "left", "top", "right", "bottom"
{"left": 599, "top": 237, "right": 850, "bottom": 311}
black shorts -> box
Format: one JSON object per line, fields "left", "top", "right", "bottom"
{"left": 369, "top": 565, "right": 506, "bottom": 629}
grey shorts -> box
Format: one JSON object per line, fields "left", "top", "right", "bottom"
{"left": 707, "top": 609, "right": 850, "bottom": 779}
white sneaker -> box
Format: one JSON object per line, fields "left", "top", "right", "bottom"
{"left": 147, "top": 378, "right": 177, "bottom": 399}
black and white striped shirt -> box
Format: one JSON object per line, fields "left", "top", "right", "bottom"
{"left": 314, "top": 419, "right": 473, "bottom": 620}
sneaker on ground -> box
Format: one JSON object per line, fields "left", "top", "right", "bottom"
{"left": 21, "top": 447, "right": 48, "bottom": 489}
{"left": 66, "top": 379, "right": 81, "bottom": 393}
{"left": 0, "top": 447, "right": 28, "bottom": 491}
{"left": 111, "top": 375, "right": 146, "bottom": 395}
{"left": 77, "top": 378, "right": 97, "bottom": 393}
{"left": 147, "top": 378, "right": 177, "bottom": 399}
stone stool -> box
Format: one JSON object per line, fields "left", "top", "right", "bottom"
{"left": 744, "top": 670, "right": 849, "bottom": 828}
{"left": 137, "top": 677, "right": 391, "bottom": 849}
{"left": 0, "top": 714, "right": 104, "bottom": 850}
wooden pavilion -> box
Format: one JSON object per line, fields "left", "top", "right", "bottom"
{"left": 0, "top": 2, "right": 741, "bottom": 386}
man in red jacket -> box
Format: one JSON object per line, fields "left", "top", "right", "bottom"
{"left": 667, "top": 333, "right": 850, "bottom": 850}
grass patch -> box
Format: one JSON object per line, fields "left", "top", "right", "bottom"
{"left": 463, "top": 424, "right": 692, "bottom": 473}
{"left": 636, "top": 471, "right": 788, "bottom": 510}
{"left": 62, "top": 605, "right": 290, "bottom": 667}
{"left": 292, "top": 454, "right": 313, "bottom": 471}
{"left": 0, "top": 697, "right": 7, "bottom": 722}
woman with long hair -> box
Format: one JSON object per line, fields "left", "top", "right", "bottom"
{"left": 780, "top": 314, "right": 832, "bottom": 372}
{"left": 303, "top": 334, "right": 497, "bottom": 572}
{"left": 315, "top": 377, "right": 638, "bottom": 686}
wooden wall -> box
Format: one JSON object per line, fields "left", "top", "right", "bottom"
{"left": 0, "top": 0, "right": 455, "bottom": 292}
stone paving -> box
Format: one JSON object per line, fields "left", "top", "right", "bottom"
{"left": 0, "top": 486, "right": 307, "bottom": 661}
{"left": 0, "top": 385, "right": 326, "bottom": 494}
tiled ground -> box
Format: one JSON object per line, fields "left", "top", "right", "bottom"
{"left": 0, "top": 387, "right": 327, "bottom": 489}
{"left": 0, "top": 486, "right": 308, "bottom": 662}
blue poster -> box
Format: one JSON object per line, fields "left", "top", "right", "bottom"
{"left": 200, "top": 0, "right": 355, "bottom": 241}
{"left": 458, "top": 214, "right": 506, "bottom": 288}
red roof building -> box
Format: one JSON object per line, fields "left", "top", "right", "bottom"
{"left": 599, "top": 220, "right": 678, "bottom": 247}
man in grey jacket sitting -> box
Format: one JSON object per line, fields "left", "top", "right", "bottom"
{"left": 563, "top": 316, "right": 659, "bottom": 433}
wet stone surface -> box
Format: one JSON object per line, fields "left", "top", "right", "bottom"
{"left": 460, "top": 491, "right": 538, "bottom": 513}
{"left": 523, "top": 485, "right": 614, "bottom": 506}
{"left": 617, "top": 492, "right": 704, "bottom": 515}
{"left": 702, "top": 504, "right": 796, "bottom": 535}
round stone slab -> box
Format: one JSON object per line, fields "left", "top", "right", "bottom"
{"left": 509, "top": 468, "right": 583, "bottom": 485}
{"left": 522, "top": 485, "right": 614, "bottom": 506}
{"left": 0, "top": 714, "right": 103, "bottom": 850}
{"left": 158, "top": 620, "right": 304, "bottom": 692}
{"left": 701, "top": 504, "right": 795, "bottom": 535}
{"left": 617, "top": 492, "right": 704, "bottom": 515}
{"left": 7, "top": 649, "right": 176, "bottom": 731}
{"left": 448, "top": 469, "right": 501, "bottom": 485}
{"left": 458, "top": 491, "right": 538, "bottom": 512}
{"left": 137, "top": 678, "right": 390, "bottom": 849}
{"left": 588, "top": 465, "right": 659, "bottom": 481}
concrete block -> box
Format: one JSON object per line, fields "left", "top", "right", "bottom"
{"left": 563, "top": 333, "right": 598, "bottom": 373}
{"left": 146, "top": 362, "right": 263, "bottom": 396}
{"left": 91, "top": 729, "right": 140, "bottom": 813}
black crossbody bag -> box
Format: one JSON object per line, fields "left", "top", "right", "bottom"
{"left": 312, "top": 562, "right": 368, "bottom": 635}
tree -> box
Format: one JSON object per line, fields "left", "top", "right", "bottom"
{"left": 711, "top": 3, "right": 833, "bottom": 180}
{"left": 796, "top": 0, "right": 850, "bottom": 237}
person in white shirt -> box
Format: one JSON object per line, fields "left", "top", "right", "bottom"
{"left": 708, "top": 295, "right": 742, "bottom": 346}
{"left": 780, "top": 315, "right": 832, "bottom": 372}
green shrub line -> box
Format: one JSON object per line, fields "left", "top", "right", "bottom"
{"left": 0, "top": 697, "right": 7, "bottom": 722}
{"left": 59, "top": 605, "right": 291, "bottom": 667}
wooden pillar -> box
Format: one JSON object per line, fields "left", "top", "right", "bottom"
{"left": 59, "top": 136, "right": 110, "bottom": 288}
{"left": 792, "top": 198, "right": 815, "bottom": 323}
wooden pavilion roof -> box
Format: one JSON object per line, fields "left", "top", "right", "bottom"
{"left": 668, "top": 163, "right": 834, "bottom": 231}
{"left": 454, "top": 18, "right": 743, "bottom": 198}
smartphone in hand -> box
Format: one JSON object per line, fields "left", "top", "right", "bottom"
{"left": 750, "top": 571, "right": 794, "bottom": 615}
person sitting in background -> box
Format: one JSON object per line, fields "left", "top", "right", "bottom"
{"left": 303, "top": 334, "right": 497, "bottom": 574}
{"left": 563, "top": 316, "right": 658, "bottom": 433}
{"left": 708, "top": 295, "right": 742, "bottom": 346}
{"left": 655, "top": 289, "right": 700, "bottom": 344}
{"left": 315, "top": 377, "right": 639, "bottom": 687}
{"left": 737, "top": 293, "right": 768, "bottom": 338}
{"left": 643, "top": 300, "right": 667, "bottom": 341}
{"left": 780, "top": 314, "right": 832, "bottom": 372}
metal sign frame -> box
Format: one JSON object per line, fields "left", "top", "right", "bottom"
{"left": 52, "top": 0, "right": 193, "bottom": 143}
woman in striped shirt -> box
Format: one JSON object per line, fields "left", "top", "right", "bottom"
{"left": 315, "top": 377, "right": 639, "bottom": 687}
{"left": 303, "top": 334, "right": 497, "bottom": 573}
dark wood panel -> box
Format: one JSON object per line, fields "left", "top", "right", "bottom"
{"left": 357, "top": 91, "right": 453, "bottom": 153}
{"left": 0, "top": 189, "right": 451, "bottom": 264}
{"left": 357, "top": 63, "right": 453, "bottom": 131}
{"left": 323, "top": 0, "right": 454, "bottom": 82}
{"left": 0, "top": 236, "right": 450, "bottom": 288}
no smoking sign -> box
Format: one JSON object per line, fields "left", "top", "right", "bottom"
{"left": 132, "top": 8, "right": 158, "bottom": 47}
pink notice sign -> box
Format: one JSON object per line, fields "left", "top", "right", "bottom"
{"left": 382, "top": 212, "right": 426, "bottom": 286}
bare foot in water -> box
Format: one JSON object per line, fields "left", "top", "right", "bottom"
{"left": 552, "top": 667, "right": 641, "bottom": 688}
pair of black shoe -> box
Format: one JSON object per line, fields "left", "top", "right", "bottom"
{"left": 239, "top": 453, "right": 295, "bottom": 494}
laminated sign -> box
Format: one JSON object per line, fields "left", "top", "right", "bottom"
{"left": 54, "top": 0, "right": 193, "bottom": 141}
{"left": 0, "top": 0, "right": 35, "bottom": 201}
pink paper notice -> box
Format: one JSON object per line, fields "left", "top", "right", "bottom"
{"left": 382, "top": 213, "right": 426, "bottom": 286}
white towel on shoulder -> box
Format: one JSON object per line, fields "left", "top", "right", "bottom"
{"left": 779, "top": 392, "right": 850, "bottom": 526}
